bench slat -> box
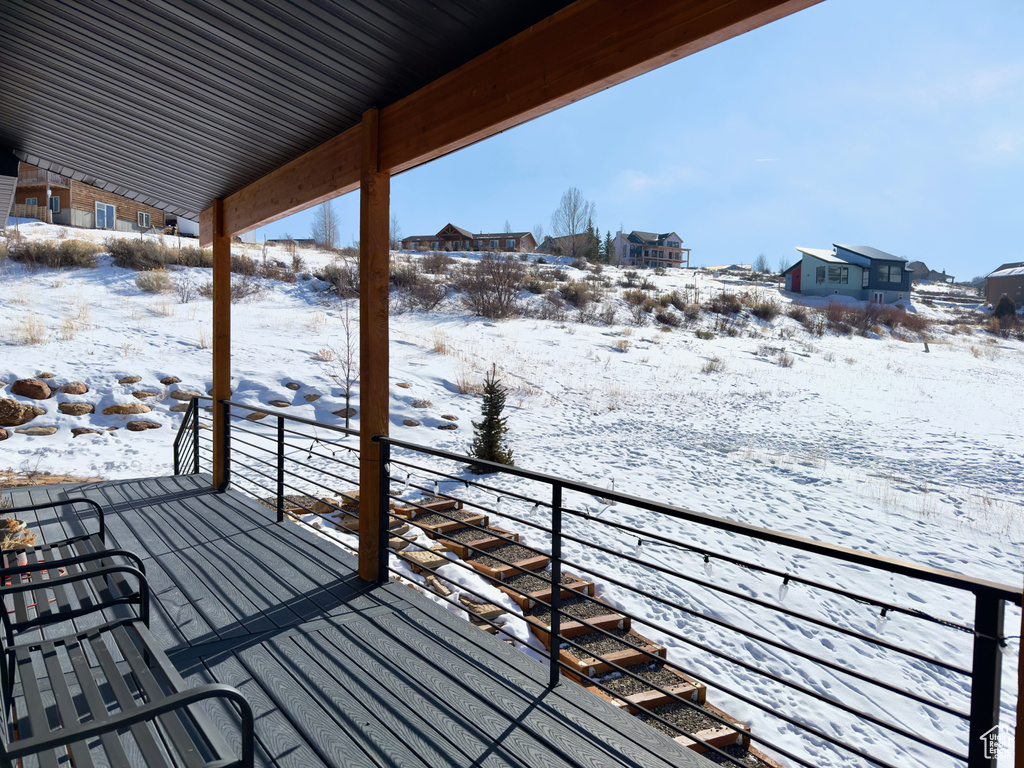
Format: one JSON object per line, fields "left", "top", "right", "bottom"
{"left": 13, "top": 646, "right": 61, "bottom": 768}
{"left": 41, "top": 637, "right": 100, "bottom": 767}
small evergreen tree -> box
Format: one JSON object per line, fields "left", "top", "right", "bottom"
{"left": 992, "top": 296, "right": 1017, "bottom": 320}
{"left": 469, "top": 365, "right": 514, "bottom": 473}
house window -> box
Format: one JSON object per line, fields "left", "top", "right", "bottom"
{"left": 24, "top": 197, "right": 37, "bottom": 206}
{"left": 862, "top": 270, "right": 870, "bottom": 288}
{"left": 138, "top": 211, "right": 151, "bottom": 228}
{"left": 816, "top": 266, "right": 826, "bottom": 284}
{"left": 827, "top": 266, "right": 849, "bottom": 284}
{"left": 475, "top": 239, "right": 482, "bottom": 247}
{"left": 451, "top": 240, "right": 460, "bottom": 249}
{"left": 95, "top": 202, "right": 115, "bottom": 229}
{"left": 876, "top": 265, "right": 902, "bottom": 283}
{"left": 506, "top": 239, "right": 515, "bottom": 248}
{"left": 490, "top": 240, "right": 499, "bottom": 249}
{"left": 49, "top": 196, "right": 60, "bottom": 213}
{"left": 431, "top": 241, "right": 439, "bottom": 250}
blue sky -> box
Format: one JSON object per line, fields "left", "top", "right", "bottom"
{"left": 254, "top": 0, "right": 1023, "bottom": 281}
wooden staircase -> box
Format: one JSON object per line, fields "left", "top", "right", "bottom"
{"left": 299, "top": 492, "right": 784, "bottom": 768}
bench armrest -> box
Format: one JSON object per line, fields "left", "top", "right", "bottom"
{"left": 1, "top": 497, "right": 105, "bottom": 541}
{"left": 5, "top": 682, "right": 254, "bottom": 767}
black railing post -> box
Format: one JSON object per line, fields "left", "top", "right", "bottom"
{"left": 968, "top": 592, "right": 1005, "bottom": 768}
{"left": 219, "top": 400, "right": 231, "bottom": 490}
{"left": 276, "top": 415, "right": 285, "bottom": 523}
{"left": 173, "top": 425, "right": 181, "bottom": 476}
{"left": 377, "top": 439, "right": 391, "bottom": 585}
{"left": 549, "top": 481, "right": 562, "bottom": 688}
{"left": 192, "top": 399, "right": 201, "bottom": 474}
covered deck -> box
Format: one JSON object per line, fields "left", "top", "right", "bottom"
{"left": 6, "top": 475, "right": 713, "bottom": 768}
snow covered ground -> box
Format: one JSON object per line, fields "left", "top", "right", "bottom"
{"left": 1, "top": 220, "right": 1020, "bottom": 767}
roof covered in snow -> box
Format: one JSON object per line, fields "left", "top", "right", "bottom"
{"left": 988, "top": 266, "right": 1024, "bottom": 278}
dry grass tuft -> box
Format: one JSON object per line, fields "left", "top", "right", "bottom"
{"left": 701, "top": 356, "right": 725, "bottom": 374}
{"left": 9, "top": 314, "right": 47, "bottom": 345}
{"left": 313, "top": 347, "right": 336, "bottom": 362}
{"left": 431, "top": 329, "right": 452, "bottom": 355}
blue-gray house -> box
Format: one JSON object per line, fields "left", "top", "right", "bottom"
{"left": 784, "top": 244, "right": 911, "bottom": 303}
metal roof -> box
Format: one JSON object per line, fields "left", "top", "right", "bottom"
{"left": 834, "top": 244, "right": 906, "bottom": 263}
{"left": 0, "top": 0, "right": 572, "bottom": 221}
{"left": 795, "top": 247, "right": 854, "bottom": 265}
{"left": 988, "top": 267, "right": 1024, "bottom": 278}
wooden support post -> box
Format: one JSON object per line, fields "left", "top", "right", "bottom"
{"left": 358, "top": 108, "right": 390, "bottom": 582}
{"left": 211, "top": 198, "right": 231, "bottom": 489}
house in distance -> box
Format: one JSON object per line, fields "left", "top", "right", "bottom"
{"left": 401, "top": 223, "right": 536, "bottom": 253}
{"left": 985, "top": 262, "right": 1024, "bottom": 306}
{"left": 10, "top": 162, "right": 165, "bottom": 232}
{"left": 784, "top": 244, "right": 911, "bottom": 304}
{"left": 611, "top": 230, "right": 691, "bottom": 268}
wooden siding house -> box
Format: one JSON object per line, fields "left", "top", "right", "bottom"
{"left": 11, "top": 162, "right": 165, "bottom": 232}
{"left": 986, "top": 265, "right": 1024, "bottom": 306}
{"left": 402, "top": 223, "right": 536, "bottom": 252}
{"left": 612, "top": 229, "right": 691, "bottom": 268}
{"left": 785, "top": 244, "right": 911, "bottom": 303}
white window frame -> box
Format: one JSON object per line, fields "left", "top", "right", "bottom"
{"left": 24, "top": 197, "right": 37, "bottom": 206}
{"left": 138, "top": 211, "right": 151, "bottom": 228}
{"left": 96, "top": 201, "right": 116, "bottom": 230}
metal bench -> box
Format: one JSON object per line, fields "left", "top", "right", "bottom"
{"left": 0, "top": 500, "right": 254, "bottom": 767}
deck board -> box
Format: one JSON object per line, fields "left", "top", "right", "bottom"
{"left": 3, "top": 475, "right": 716, "bottom": 768}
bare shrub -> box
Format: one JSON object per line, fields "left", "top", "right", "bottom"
{"left": 459, "top": 255, "right": 525, "bottom": 319}
{"left": 683, "top": 304, "right": 701, "bottom": 323}
{"left": 198, "top": 276, "right": 265, "bottom": 303}
{"left": 694, "top": 329, "right": 715, "bottom": 340}
{"left": 597, "top": 303, "right": 617, "bottom": 325}
{"left": 654, "top": 308, "right": 681, "bottom": 328}
{"left": 708, "top": 292, "right": 742, "bottom": 315}
{"left": 107, "top": 238, "right": 173, "bottom": 270}
{"left": 176, "top": 272, "right": 197, "bottom": 304}
{"left": 405, "top": 279, "right": 447, "bottom": 310}
{"left": 628, "top": 302, "right": 649, "bottom": 327}
{"left": 614, "top": 339, "right": 631, "bottom": 352}
{"left": 136, "top": 270, "right": 174, "bottom": 293}
{"left": 750, "top": 298, "right": 780, "bottom": 321}
{"left": 230, "top": 254, "right": 259, "bottom": 276}
{"left": 390, "top": 262, "right": 420, "bottom": 289}
{"left": 412, "top": 398, "right": 433, "bottom": 408}
{"left": 316, "top": 261, "right": 359, "bottom": 298}
{"left": 786, "top": 305, "right": 808, "bottom": 323}
{"left": 559, "top": 279, "right": 597, "bottom": 309}
{"left": 420, "top": 251, "right": 454, "bottom": 274}
{"left": 176, "top": 246, "right": 213, "bottom": 268}
{"left": 701, "top": 356, "right": 725, "bottom": 374}
{"left": 313, "top": 347, "right": 336, "bottom": 362}
{"left": 535, "top": 292, "right": 568, "bottom": 321}
{"left": 622, "top": 289, "right": 646, "bottom": 307}
{"left": 9, "top": 239, "right": 100, "bottom": 269}
{"left": 777, "top": 351, "right": 795, "bottom": 367}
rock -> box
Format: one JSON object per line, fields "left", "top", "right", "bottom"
{"left": 37, "top": 372, "right": 55, "bottom": 379}
{"left": 437, "top": 423, "right": 458, "bottom": 430}
{"left": 126, "top": 421, "right": 161, "bottom": 431}
{"left": 405, "top": 549, "right": 448, "bottom": 573}
{"left": 285, "top": 382, "right": 301, "bottom": 391}
{"left": 333, "top": 407, "right": 356, "bottom": 418}
{"left": 11, "top": 378, "right": 51, "bottom": 400}
{"left": 118, "top": 375, "right": 142, "bottom": 384}
{"left": 268, "top": 399, "right": 290, "bottom": 408}
{"left": 15, "top": 426, "right": 58, "bottom": 436}
{"left": 425, "top": 575, "right": 452, "bottom": 597}
{"left": 402, "top": 419, "right": 420, "bottom": 427}
{"left": 169, "top": 403, "right": 190, "bottom": 412}
{"left": 59, "top": 382, "right": 88, "bottom": 395}
{"left": 303, "top": 393, "right": 320, "bottom": 402}
{"left": 58, "top": 402, "right": 95, "bottom": 416}
{"left": 71, "top": 428, "right": 100, "bottom": 437}
{"left": 245, "top": 411, "right": 269, "bottom": 421}
{"left": 0, "top": 398, "right": 46, "bottom": 427}
{"left": 395, "top": 382, "right": 411, "bottom": 389}
{"left": 170, "top": 389, "right": 203, "bottom": 401}
{"left": 132, "top": 391, "right": 160, "bottom": 399}
{"left": 0, "top": 429, "right": 7, "bottom": 441}
{"left": 441, "top": 414, "right": 458, "bottom": 421}
{"left": 102, "top": 403, "right": 151, "bottom": 415}
{"left": 106, "top": 427, "right": 119, "bottom": 431}
{"left": 160, "top": 376, "right": 181, "bottom": 385}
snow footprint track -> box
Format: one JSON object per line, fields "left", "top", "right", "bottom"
{"left": 324, "top": 491, "right": 784, "bottom": 768}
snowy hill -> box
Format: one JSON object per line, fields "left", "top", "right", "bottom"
{"left": 1, "top": 220, "right": 1021, "bottom": 766}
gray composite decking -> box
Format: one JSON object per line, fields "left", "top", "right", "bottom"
{"left": 4, "top": 474, "right": 715, "bottom": 768}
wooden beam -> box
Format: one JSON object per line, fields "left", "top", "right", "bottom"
{"left": 210, "top": 198, "right": 231, "bottom": 489}
{"left": 199, "top": 0, "right": 818, "bottom": 243}
{"left": 357, "top": 108, "right": 390, "bottom": 583}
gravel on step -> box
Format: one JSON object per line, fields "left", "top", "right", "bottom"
{"left": 503, "top": 571, "right": 578, "bottom": 593}
{"left": 563, "top": 627, "right": 646, "bottom": 659}
{"left": 592, "top": 662, "right": 687, "bottom": 697}
{"left": 410, "top": 508, "right": 475, "bottom": 526}
{"left": 702, "top": 744, "right": 772, "bottom": 767}
{"left": 634, "top": 702, "right": 722, "bottom": 739}
{"left": 529, "top": 595, "right": 619, "bottom": 624}
{"left": 471, "top": 543, "right": 545, "bottom": 568}
{"left": 437, "top": 526, "right": 507, "bottom": 545}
